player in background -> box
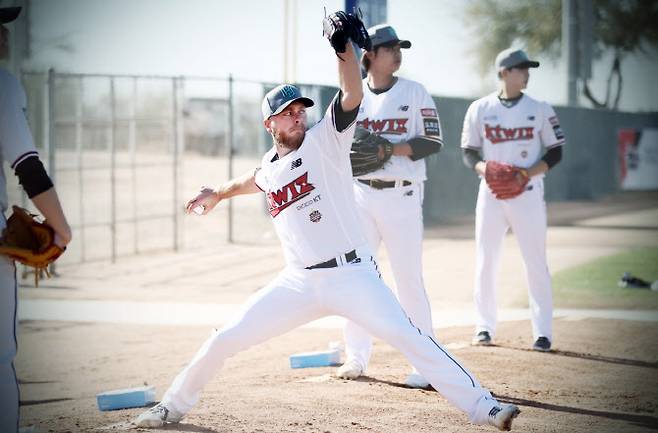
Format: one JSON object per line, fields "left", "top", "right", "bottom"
{"left": 337, "top": 24, "right": 443, "bottom": 389}
{"left": 0, "top": 7, "right": 72, "bottom": 433}
{"left": 461, "top": 48, "right": 564, "bottom": 352}
{"left": 135, "top": 13, "right": 519, "bottom": 431}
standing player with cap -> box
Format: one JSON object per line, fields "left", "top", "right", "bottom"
{"left": 337, "top": 24, "right": 443, "bottom": 389}
{"left": 135, "top": 12, "right": 519, "bottom": 431}
{"left": 461, "top": 48, "right": 564, "bottom": 352}
{"left": 0, "top": 7, "right": 72, "bottom": 432}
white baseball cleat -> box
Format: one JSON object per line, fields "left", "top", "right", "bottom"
{"left": 404, "top": 371, "right": 431, "bottom": 389}
{"left": 487, "top": 404, "right": 520, "bottom": 431}
{"left": 134, "top": 402, "right": 183, "bottom": 428}
{"left": 335, "top": 359, "right": 364, "bottom": 380}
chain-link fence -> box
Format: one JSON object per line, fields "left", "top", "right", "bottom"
{"left": 6, "top": 70, "right": 338, "bottom": 267}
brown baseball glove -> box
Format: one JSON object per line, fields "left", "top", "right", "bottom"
{"left": 0, "top": 206, "right": 65, "bottom": 286}
{"left": 484, "top": 161, "right": 529, "bottom": 200}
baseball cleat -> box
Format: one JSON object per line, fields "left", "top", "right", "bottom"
{"left": 471, "top": 331, "right": 493, "bottom": 346}
{"left": 335, "top": 359, "right": 364, "bottom": 380}
{"left": 487, "top": 404, "right": 520, "bottom": 431}
{"left": 532, "top": 337, "right": 551, "bottom": 352}
{"left": 404, "top": 371, "right": 431, "bottom": 389}
{"left": 134, "top": 402, "right": 183, "bottom": 428}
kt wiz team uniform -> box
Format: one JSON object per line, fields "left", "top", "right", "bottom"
{"left": 0, "top": 68, "right": 39, "bottom": 433}
{"left": 344, "top": 77, "right": 443, "bottom": 370}
{"left": 461, "top": 92, "right": 565, "bottom": 342}
{"left": 158, "top": 94, "right": 502, "bottom": 425}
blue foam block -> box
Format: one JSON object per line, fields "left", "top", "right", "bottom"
{"left": 96, "top": 386, "right": 156, "bottom": 411}
{"left": 289, "top": 349, "right": 341, "bottom": 368}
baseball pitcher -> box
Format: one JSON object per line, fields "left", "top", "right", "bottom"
{"left": 135, "top": 11, "right": 519, "bottom": 431}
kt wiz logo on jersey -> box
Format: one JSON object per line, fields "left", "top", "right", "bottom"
{"left": 358, "top": 118, "right": 408, "bottom": 134}
{"left": 484, "top": 123, "right": 534, "bottom": 144}
{"left": 267, "top": 172, "right": 316, "bottom": 218}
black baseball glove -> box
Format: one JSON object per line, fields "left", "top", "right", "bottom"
{"left": 322, "top": 10, "right": 372, "bottom": 56}
{"left": 350, "top": 127, "right": 394, "bottom": 177}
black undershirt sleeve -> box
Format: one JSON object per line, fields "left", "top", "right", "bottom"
{"left": 462, "top": 147, "right": 483, "bottom": 170}
{"left": 541, "top": 145, "right": 562, "bottom": 169}
{"left": 14, "top": 155, "right": 54, "bottom": 198}
{"left": 332, "top": 90, "right": 360, "bottom": 133}
{"left": 408, "top": 137, "right": 443, "bottom": 161}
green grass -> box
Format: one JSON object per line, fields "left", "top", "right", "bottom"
{"left": 552, "top": 246, "right": 658, "bottom": 309}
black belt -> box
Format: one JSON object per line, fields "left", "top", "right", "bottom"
{"left": 358, "top": 179, "right": 412, "bottom": 189}
{"left": 306, "top": 250, "right": 357, "bottom": 270}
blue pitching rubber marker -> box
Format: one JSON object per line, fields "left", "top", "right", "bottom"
{"left": 96, "top": 385, "right": 156, "bottom": 411}
{"left": 289, "top": 349, "right": 341, "bottom": 368}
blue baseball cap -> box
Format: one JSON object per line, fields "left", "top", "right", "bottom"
{"left": 261, "top": 84, "right": 314, "bottom": 120}
{"left": 0, "top": 6, "right": 21, "bottom": 24}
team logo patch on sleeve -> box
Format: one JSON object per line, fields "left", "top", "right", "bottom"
{"left": 549, "top": 117, "right": 565, "bottom": 140}
{"left": 423, "top": 118, "right": 441, "bottom": 136}
{"left": 421, "top": 108, "right": 437, "bottom": 117}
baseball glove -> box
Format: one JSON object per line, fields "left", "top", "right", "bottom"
{"left": 484, "top": 161, "right": 529, "bottom": 200}
{"left": 0, "top": 206, "right": 65, "bottom": 286}
{"left": 322, "top": 10, "right": 371, "bottom": 56}
{"left": 350, "top": 127, "right": 394, "bottom": 177}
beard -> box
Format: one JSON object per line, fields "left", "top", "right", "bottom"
{"left": 274, "top": 127, "right": 305, "bottom": 150}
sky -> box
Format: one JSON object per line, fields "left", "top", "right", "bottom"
{"left": 8, "top": 0, "right": 658, "bottom": 112}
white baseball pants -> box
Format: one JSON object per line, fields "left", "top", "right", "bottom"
{"left": 0, "top": 255, "right": 19, "bottom": 433}
{"left": 474, "top": 178, "right": 553, "bottom": 340}
{"left": 162, "top": 258, "right": 499, "bottom": 425}
{"left": 343, "top": 181, "right": 434, "bottom": 371}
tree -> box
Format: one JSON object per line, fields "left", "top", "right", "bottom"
{"left": 464, "top": 0, "right": 658, "bottom": 110}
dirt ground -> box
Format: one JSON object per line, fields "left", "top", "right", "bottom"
{"left": 13, "top": 191, "right": 658, "bottom": 433}
{"left": 17, "top": 318, "right": 658, "bottom": 433}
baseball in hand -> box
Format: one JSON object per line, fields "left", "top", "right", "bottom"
{"left": 192, "top": 205, "right": 205, "bottom": 215}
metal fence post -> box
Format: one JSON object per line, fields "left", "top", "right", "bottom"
{"left": 75, "top": 76, "right": 85, "bottom": 262}
{"left": 227, "top": 74, "right": 234, "bottom": 243}
{"left": 109, "top": 77, "right": 117, "bottom": 263}
{"left": 172, "top": 77, "right": 181, "bottom": 251}
{"left": 130, "top": 77, "right": 138, "bottom": 254}
{"left": 47, "top": 68, "right": 57, "bottom": 275}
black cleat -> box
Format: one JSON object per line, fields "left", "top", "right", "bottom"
{"left": 472, "top": 330, "right": 493, "bottom": 346}
{"left": 532, "top": 336, "right": 551, "bottom": 352}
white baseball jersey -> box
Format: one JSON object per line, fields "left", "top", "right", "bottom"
{"left": 254, "top": 99, "right": 367, "bottom": 269}
{"left": 461, "top": 92, "right": 565, "bottom": 174}
{"left": 0, "top": 68, "right": 38, "bottom": 216}
{"left": 356, "top": 77, "right": 442, "bottom": 182}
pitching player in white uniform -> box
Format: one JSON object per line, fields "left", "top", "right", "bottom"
{"left": 0, "top": 7, "right": 72, "bottom": 432}
{"left": 135, "top": 18, "right": 519, "bottom": 431}
{"left": 337, "top": 25, "right": 443, "bottom": 389}
{"left": 461, "top": 48, "right": 564, "bottom": 352}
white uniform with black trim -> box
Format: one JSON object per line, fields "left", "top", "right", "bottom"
{"left": 0, "top": 67, "right": 38, "bottom": 433}
{"left": 344, "top": 77, "right": 443, "bottom": 371}
{"left": 159, "top": 96, "right": 501, "bottom": 425}
{"left": 461, "top": 92, "right": 565, "bottom": 341}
